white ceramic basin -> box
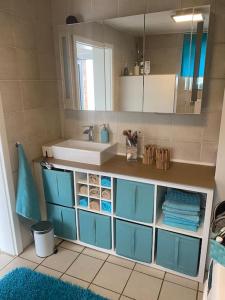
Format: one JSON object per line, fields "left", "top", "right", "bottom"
{"left": 52, "top": 139, "right": 117, "bottom": 165}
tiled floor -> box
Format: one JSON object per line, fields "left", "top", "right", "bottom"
{"left": 0, "top": 240, "right": 204, "bottom": 300}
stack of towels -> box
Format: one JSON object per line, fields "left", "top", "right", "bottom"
{"left": 162, "top": 189, "right": 201, "bottom": 232}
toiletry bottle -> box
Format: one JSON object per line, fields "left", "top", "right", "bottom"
{"left": 134, "top": 62, "right": 139, "bottom": 76}
{"left": 139, "top": 55, "right": 144, "bottom": 75}
{"left": 100, "top": 124, "right": 109, "bottom": 143}
{"left": 123, "top": 65, "right": 129, "bottom": 76}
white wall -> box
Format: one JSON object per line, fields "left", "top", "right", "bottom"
{"left": 215, "top": 89, "right": 225, "bottom": 205}
{"left": 0, "top": 96, "right": 22, "bottom": 255}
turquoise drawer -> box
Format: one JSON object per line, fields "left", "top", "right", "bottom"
{"left": 78, "top": 210, "right": 112, "bottom": 250}
{"left": 43, "top": 168, "right": 74, "bottom": 207}
{"left": 116, "top": 179, "right": 154, "bottom": 223}
{"left": 47, "top": 203, "right": 76, "bottom": 240}
{"left": 116, "top": 219, "right": 152, "bottom": 263}
{"left": 156, "top": 229, "right": 200, "bottom": 276}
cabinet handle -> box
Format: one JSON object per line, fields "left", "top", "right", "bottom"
{"left": 56, "top": 176, "right": 60, "bottom": 198}
{"left": 94, "top": 218, "right": 96, "bottom": 244}
{"left": 134, "top": 186, "right": 138, "bottom": 215}
{"left": 174, "top": 237, "right": 180, "bottom": 266}
{"left": 61, "top": 210, "right": 64, "bottom": 224}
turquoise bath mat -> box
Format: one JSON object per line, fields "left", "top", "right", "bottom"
{"left": 0, "top": 268, "right": 107, "bottom": 300}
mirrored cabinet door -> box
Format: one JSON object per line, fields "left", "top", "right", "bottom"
{"left": 143, "top": 5, "right": 210, "bottom": 114}
{"left": 103, "top": 14, "right": 145, "bottom": 112}
{"left": 58, "top": 5, "right": 210, "bottom": 114}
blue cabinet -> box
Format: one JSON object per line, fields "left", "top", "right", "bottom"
{"left": 43, "top": 168, "right": 74, "bottom": 207}
{"left": 47, "top": 203, "right": 76, "bottom": 240}
{"left": 156, "top": 229, "right": 200, "bottom": 276}
{"left": 78, "top": 210, "right": 112, "bottom": 249}
{"left": 116, "top": 219, "right": 152, "bottom": 263}
{"left": 116, "top": 179, "right": 154, "bottom": 223}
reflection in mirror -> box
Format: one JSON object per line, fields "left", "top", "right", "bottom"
{"left": 74, "top": 39, "right": 112, "bottom": 110}
{"left": 143, "top": 5, "right": 210, "bottom": 114}
{"left": 103, "top": 14, "right": 145, "bottom": 112}
{"left": 70, "top": 21, "right": 113, "bottom": 111}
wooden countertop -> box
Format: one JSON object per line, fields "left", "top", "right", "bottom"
{"left": 34, "top": 155, "right": 215, "bottom": 190}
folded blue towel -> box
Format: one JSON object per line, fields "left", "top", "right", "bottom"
{"left": 101, "top": 201, "right": 112, "bottom": 213}
{"left": 162, "top": 210, "right": 200, "bottom": 223}
{"left": 16, "top": 144, "right": 41, "bottom": 222}
{"left": 163, "top": 215, "right": 199, "bottom": 226}
{"left": 79, "top": 197, "right": 88, "bottom": 207}
{"left": 164, "top": 189, "right": 201, "bottom": 212}
{"left": 101, "top": 177, "right": 111, "bottom": 188}
{"left": 162, "top": 205, "right": 200, "bottom": 216}
{"left": 163, "top": 218, "right": 198, "bottom": 232}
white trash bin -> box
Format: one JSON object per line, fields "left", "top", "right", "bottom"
{"left": 31, "top": 221, "right": 55, "bottom": 257}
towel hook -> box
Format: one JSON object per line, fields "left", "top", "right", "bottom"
{"left": 15, "top": 141, "right": 20, "bottom": 148}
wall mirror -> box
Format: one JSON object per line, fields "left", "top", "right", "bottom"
{"left": 58, "top": 5, "right": 210, "bottom": 114}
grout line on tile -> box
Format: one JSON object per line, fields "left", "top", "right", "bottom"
{"left": 87, "top": 259, "right": 107, "bottom": 289}
{"left": 119, "top": 257, "right": 136, "bottom": 298}
{"left": 163, "top": 278, "right": 198, "bottom": 291}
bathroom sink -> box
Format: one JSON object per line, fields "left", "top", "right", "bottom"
{"left": 51, "top": 139, "right": 117, "bottom": 165}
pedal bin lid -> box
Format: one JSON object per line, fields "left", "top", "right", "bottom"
{"left": 31, "top": 221, "right": 53, "bottom": 234}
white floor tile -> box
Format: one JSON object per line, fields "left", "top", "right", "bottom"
{"left": 60, "top": 241, "right": 84, "bottom": 253}
{"left": 107, "top": 255, "right": 135, "bottom": 269}
{"left": 134, "top": 264, "right": 165, "bottom": 279}
{"left": 93, "top": 262, "right": 131, "bottom": 294}
{"left": 0, "top": 257, "right": 38, "bottom": 278}
{"left": 61, "top": 274, "right": 89, "bottom": 288}
{"left": 66, "top": 254, "right": 104, "bottom": 282}
{"left": 35, "top": 265, "right": 62, "bottom": 278}
{"left": 41, "top": 247, "right": 79, "bottom": 272}
{"left": 123, "top": 270, "right": 162, "bottom": 300}
{"left": 164, "top": 273, "right": 198, "bottom": 290}
{"left": 20, "top": 244, "right": 45, "bottom": 264}
{"left": 159, "top": 281, "right": 197, "bottom": 300}
{"left": 90, "top": 284, "right": 120, "bottom": 300}
{"left": 82, "top": 248, "right": 109, "bottom": 260}
{"left": 120, "top": 296, "right": 133, "bottom": 300}
{"left": 0, "top": 253, "right": 15, "bottom": 270}
{"left": 55, "top": 238, "right": 62, "bottom": 246}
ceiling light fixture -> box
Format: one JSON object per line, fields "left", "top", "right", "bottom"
{"left": 172, "top": 13, "right": 203, "bottom": 23}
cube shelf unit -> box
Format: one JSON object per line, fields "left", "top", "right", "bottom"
{"left": 75, "top": 171, "right": 113, "bottom": 216}
{"left": 38, "top": 162, "right": 214, "bottom": 283}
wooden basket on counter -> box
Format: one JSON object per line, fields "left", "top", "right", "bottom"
{"left": 155, "top": 148, "right": 170, "bottom": 170}
{"left": 143, "top": 144, "right": 157, "bottom": 165}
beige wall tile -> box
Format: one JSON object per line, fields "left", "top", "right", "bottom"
{"left": 12, "top": 17, "right": 35, "bottom": 49}
{"left": 38, "top": 53, "right": 56, "bottom": 80}
{"left": 202, "top": 79, "right": 225, "bottom": 113}
{"left": 202, "top": 112, "right": 222, "bottom": 142}
{"left": 208, "top": 43, "right": 225, "bottom": 79}
{"left": 11, "top": 0, "right": 36, "bottom": 21}
{"left": 146, "top": 0, "right": 179, "bottom": 12}
{"left": 0, "top": 47, "right": 18, "bottom": 80}
{"left": 21, "top": 81, "right": 44, "bottom": 110}
{"left": 0, "top": 81, "right": 23, "bottom": 113}
{"left": 200, "top": 141, "right": 218, "bottom": 163}
{"left": 0, "top": 12, "right": 14, "bottom": 47}
{"left": 118, "top": 0, "right": 146, "bottom": 17}
{"left": 4, "top": 111, "right": 26, "bottom": 143}
{"left": 23, "top": 108, "right": 46, "bottom": 138}
{"left": 92, "top": 0, "right": 118, "bottom": 20}
{"left": 171, "top": 140, "right": 201, "bottom": 161}
{"left": 15, "top": 49, "right": 39, "bottom": 80}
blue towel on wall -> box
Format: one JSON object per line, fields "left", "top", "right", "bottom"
{"left": 162, "top": 210, "right": 200, "bottom": 223}
{"left": 16, "top": 144, "right": 41, "bottom": 222}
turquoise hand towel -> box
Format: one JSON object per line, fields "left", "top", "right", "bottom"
{"left": 162, "top": 205, "right": 199, "bottom": 216}
{"left": 164, "top": 190, "right": 201, "bottom": 212}
{"left": 162, "top": 210, "right": 200, "bottom": 223}
{"left": 16, "top": 144, "right": 41, "bottom": 222}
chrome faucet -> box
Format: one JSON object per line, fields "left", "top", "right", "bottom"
{"left": 83, "top": 125, "right": 94, "bottom": 142}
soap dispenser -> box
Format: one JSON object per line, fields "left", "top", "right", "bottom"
{"left": 100, "top": 124, "right": 109, "bottom": 143}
